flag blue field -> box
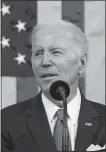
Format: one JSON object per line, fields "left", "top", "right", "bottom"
{"left": 1, "top": 1, "right": 105, "bottom": 108}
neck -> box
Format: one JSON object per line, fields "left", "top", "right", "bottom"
{"left": 42, "top": 82, "right": 78, "bottom": 108}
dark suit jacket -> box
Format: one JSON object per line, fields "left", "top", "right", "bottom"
{"left": 1, "top": 91, "right": 106, "bottom": 152}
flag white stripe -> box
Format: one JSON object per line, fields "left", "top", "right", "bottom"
{"left": 37, "top": 1, "right": 62, "bottom": 23}
{"left": 2, "top": 77, "right": 17, "bottom": 109}
{"left": 84, "top": 1, "right": 105, "bottom": 105}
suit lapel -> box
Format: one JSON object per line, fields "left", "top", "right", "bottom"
{"left": 75, "top": 95, "right": 100, "bottom": 151}
{"left": 24, "top": 92, "right": 57, "bottom": 152}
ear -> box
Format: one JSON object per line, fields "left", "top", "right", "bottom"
{"left": 78, "top": 52, "right": 87, "bottom": 76}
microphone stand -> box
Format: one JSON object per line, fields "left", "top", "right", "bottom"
{"left": 60, "top": 91, "right": 69, "bottom": 152}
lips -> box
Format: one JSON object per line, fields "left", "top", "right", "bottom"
{"left": 40, "top": 73, "right": 58, "bottom": 78}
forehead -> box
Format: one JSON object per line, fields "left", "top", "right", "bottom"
{"left": 32, "top": 24, "right": 75, "bottom": 47}
{"left": 31, "top": 24, "right": 81, "bottom": 55}
{"left": 33, "top": 24, "right": 73, "bottom": 40}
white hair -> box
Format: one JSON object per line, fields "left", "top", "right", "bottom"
{"left": 30, "top": 20, "right": 89, "bottom": 57}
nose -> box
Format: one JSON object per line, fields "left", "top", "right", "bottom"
{"left": 41, "top": 50, "right": 52, "bottom": 68}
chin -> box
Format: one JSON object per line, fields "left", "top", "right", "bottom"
{"left": 39, "top": 83, "right": 51, "bottom": 94}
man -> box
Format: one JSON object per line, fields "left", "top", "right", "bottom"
{"left": 2, "top": 20, "right": 105, "bottom": 152}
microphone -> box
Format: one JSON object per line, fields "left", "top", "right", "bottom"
{"left": 50, "top": 80, "right": 70, "bottom": 151}
{"left": 50, "top": 80, "right": 70, "bottom": 101}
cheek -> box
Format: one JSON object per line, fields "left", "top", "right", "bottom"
{"left": 31, "top": 58, "right": 39, "bottom": 74}
{"left": 61, "top": 56, "right": 80, "bottom": 85}
{"left": 59, "top": 55, "right": 80, "bottom": 74}
{"left": 69, "top": 56, "right": 80, "bottom": 69}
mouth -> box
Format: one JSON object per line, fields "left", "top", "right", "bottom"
{"left": 40, "top": 73, "right": 58, "bottom": 80}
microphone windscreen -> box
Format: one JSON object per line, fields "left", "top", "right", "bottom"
{"left": 50, "top": 80, "right": 70, "bottom": 101}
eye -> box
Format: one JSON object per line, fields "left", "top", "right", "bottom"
{"left": 51, "top": 48, "right": 63, "bottom": 55}
{"left": 32, "top": 49, "right": 44, "bottom": 57}
{"left": 35, "top": 52, "right": 43, "bottom": 57}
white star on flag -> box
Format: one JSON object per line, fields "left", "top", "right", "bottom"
{"left": 1, "top": 36, "right": 10, "bottom": 49}
{"left": 14, "top": 53, "right": 26, "bottom": 65}
{"left": 1, "top": 3, "right": 11, "bottom": 16}
{"left": 14, "top": 20, "right": 26, "bottom": 33}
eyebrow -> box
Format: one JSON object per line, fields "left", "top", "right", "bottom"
{"left": 33, "top": 45, "right": 65, "bottom": 52}
{"left": 49, "top": 47, "right": 64, "bottom": 51}
{"left": 32, "top": 46, "right": 44, "bottom": 52}
{"left": 35, "top": 45, "right": 43, "bottom": 49}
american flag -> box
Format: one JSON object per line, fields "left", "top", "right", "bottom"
{"left": 1, "top": 1, "right": 105, "bottom": 109}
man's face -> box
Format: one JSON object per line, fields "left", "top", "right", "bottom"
{"left": 31, "top": 25, "right": 82, "bottom": 94}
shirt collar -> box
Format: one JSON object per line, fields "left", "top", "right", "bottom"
{"left": 42, "top": 93, "right": 59, "bottom": 124}
{"left": 67, "top": 88, "right": 81, "bottom": 125}
{"left": 42, "top": 88, "right": 81, "bottom": 125}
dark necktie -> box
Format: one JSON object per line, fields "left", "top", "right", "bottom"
{"left": 53, "top": 109, "right": 72, "bottom": 151}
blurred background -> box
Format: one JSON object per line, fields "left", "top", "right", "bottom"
{"left": 1, "top": 1, "right": 105, "bottom": 109}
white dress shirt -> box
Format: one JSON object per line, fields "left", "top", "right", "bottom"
{"left": 42, "top": 88, "right": 81, "bottom": 151}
